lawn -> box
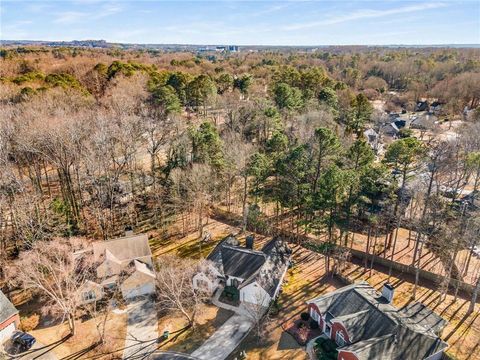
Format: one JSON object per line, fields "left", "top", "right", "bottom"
{"left": 157, "top": 304, "right": 234, "bottom": 354}
{"left": 28, "top": 312, "right": 127, "bottom": 359}
{"left": 340, "top": 262, "right": 480, "bottom": 360}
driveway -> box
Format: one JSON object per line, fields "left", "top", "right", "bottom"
{"left": 123, "top": 299, "right": 159, "bottom": 359}
{"left": 2, "top": 340, "right": 58, "bottom": 360}
{"left": 191, "top": 314, "right": 253, "bottom": 360}
{"left": 148, "top": 351, "right": 198, "bottom": 359}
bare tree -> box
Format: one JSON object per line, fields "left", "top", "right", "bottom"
{"left": 155, "top": 255, "right": 210, "bottom": 328}
{"left": 8, "top": 238, "right": 94, "bottom": 336}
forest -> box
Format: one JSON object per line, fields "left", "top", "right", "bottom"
{"left": 1, "top": 46, "right": 480, "bottom": 356}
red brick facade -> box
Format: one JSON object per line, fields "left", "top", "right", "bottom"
{"left": 0, "top": 313, "right": 19, "bottom": 331}
{"left": 308, "top": 304, "right": 360, "bottom": 360}
{"left": 337, "top": 350, "right": 360, "bottom": 360}
{"left": 331, "top": 321, "right": 350, "bottom": 343}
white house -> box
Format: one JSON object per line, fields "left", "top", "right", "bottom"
{"left": 193, "top": 235, "right": 291, "bottom": 307}
{"left": 0, "top": 291, "right": 19, "bottom": 344}
{"left": 79, "top": 233, "right": 156, "bottom": 303}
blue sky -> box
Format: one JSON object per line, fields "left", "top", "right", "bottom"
{"left": 1, "top": 1, "right": 479, "bottom": 45}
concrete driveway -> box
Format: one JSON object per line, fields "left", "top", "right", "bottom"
{"left": 191, "top": 314, "right": 253, "bottom": 360}
{"left": 2, "top": 340, "right": 58, "bottom": 360}
{"left": 123, "top": 299, "right": 159, "bottom": 359}
{"left": 148, "top": 351, "right": 199, "bottom": 359}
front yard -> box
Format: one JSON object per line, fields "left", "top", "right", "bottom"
{"left": 157, "top": 303, "right": 234, "bottom": 354}
{"left": 29, "top": 311, "right": 127, "bottom": 359}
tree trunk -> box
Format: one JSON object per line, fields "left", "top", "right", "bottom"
{"left": 468, "top": 277, "right": 480, "bottom": 314}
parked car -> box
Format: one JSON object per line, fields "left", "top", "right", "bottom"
{"left": 11, "top": 331, "right": 36, "bottom": 350}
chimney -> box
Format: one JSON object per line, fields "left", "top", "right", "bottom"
{"left": 125, "top": 226, "right": 133, "bottom": 237}
{"left": 382, "top": 283, "right": 395, "bottom": 303}
{"left": 245, "top": 235, "right": 255, "bottom": 249}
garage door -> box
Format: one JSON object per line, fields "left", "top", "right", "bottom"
{"left": 123, "top": 283, "right": 155, "bottom": 299}
{"left": 0, "top": 322, "right": 16, "bottom": 344}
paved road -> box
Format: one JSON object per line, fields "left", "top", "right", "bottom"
{"left": 123, "top": 299, "right": 159, "bottom": 360}
{"left": 191, "top": 314, "right": 253, "bottom": 360}
{"left": 148, "top": 351, "right": 198, "bottom": 359}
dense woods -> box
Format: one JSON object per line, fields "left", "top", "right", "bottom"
{"left": 1, "top": 45, "right": 480, "bottom": 315}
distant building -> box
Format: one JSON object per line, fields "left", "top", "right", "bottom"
{"left": 381, "top": 122, "right": 400, "bottom": 138}
{"left": 363, "top": 128, "right": 379, "bottom": 151}
{"left": 415, "top": 100, "right": 430, "bottom": 112}
{"left": 307, "top": 282, "right": 448, "bottom": 360}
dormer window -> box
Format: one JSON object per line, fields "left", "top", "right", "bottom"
{"left": 336, "top": 331, "right": 346, "bottom": 347}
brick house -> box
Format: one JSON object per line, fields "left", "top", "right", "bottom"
{"left": 0, "top": 290, "right": 19, "bottom": 344}
{"left": 307, "top": 282, "right": 448, "bottom": 360}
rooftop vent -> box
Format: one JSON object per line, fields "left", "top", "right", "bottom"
{"left": 382, "top": 283, "right": 395, "bottom": 303}
{"left": 125, "top": 226, "right": 133, "bottom": 237}
{"left": 245, "top": 235, "right": 255, "bottom": 249}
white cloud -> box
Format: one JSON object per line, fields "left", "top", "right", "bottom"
{"left": 54, "top": 11, "right": 88, "bottom": 24}
{"left": 53, "top": 2, "right": 123, "bottom": 24}
{"left": 284, "top": 2, "right": 448, "bottom": 30}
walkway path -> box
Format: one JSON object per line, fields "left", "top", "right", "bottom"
{"left": 191, "top": 314, "right": 253, "bottom": 360}
{"left": 123, "top": 299, "right": 158, "bottom": 360}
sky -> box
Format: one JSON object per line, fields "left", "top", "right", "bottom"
{"left": 1, "top": 0, "right": 479, "bottom": 45}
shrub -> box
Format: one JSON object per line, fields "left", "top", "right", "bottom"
{"left": 20, "top": 313, "right": 40, "bottom": 332}
{"left": 322, "top": 339, "right": 337, "bottom": 352}
{"left": 300, "top": 312, "right": 310, "bottom": 321}
{"left": 309, "top": 319, "right": 319, "bottom": 329}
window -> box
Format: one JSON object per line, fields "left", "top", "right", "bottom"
{"left": 325, "top": 323, "right": 332, "bottom": 337}
{"left": 336, "top": 331, "right": 346, "bottom": 347}
{"left": 197, "top": 279, "right": 209, "bottom": 291}
{"left": 82, "top": 290, "right": 96, "bottom": 301}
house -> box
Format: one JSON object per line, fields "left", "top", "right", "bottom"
{"left": 307, "top": 282, "right": 448, "bottom": 360}
{"left": 380, "top": 122, "right": 400, "bottom": 138}
{"left": 82, "top": 233, "right": 156, "bottom": 301}
{"left": 0, "top": 291, "right": 19, "bottom": 344}
{"left": 410, "top": 113, "right": 437, "bottom": 130}
{"left": 363, "top": 128, "right": 379, "bottom": 150}
{"left": 430, "top": 101, "right": 444, "bottom": 114}
{"left": 193, "top": 235, "right": 291, "bottom": 307}
{"left": 415, "top": 101, "right": 429, "bottom": 112}
{"left": 78, "top": 281, "right": 104, "bottom": 304}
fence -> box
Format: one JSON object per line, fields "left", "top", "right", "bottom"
{"left": 212, "top": 207, "right": 476, "bottom": 297}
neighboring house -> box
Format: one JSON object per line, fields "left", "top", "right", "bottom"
{"left": 307, "top": 282, "right": 448, "bottom": 360}
{"left": 0, "top": 290, "right": 19, "bottom": 344}
{"left": 415, "top": 100, "right": 429, "bottom": 112}
{"left": 78, "top": 281, "right": 104, "bottom": 304}
{"left": 430, "top": 101, "right": 444, "bottom": 114}
{"left": 380, "top": 122, "right": 400, "bottom": 138}
{"left": 80, "top": 233, "right": 156, "bottom": 302}
{"left": 193, "top": 235, "right": 291, "bottom": 307}
{"left": 410, "top": 113, "right": 437, "bottom": 130}
{"left": 363, "top": 128, "right": 379, "bottom": 150}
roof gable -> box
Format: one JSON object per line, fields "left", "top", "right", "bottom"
{"left": 0, "top": 290, "right": 18, "bottom": 323}
{"left": 309, "top": 282, "right": 448, "bottom": 359}
{"left": 93, "top": 234, "right": 152, "bottom": 263}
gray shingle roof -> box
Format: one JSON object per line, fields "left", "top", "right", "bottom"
{"left": 0, "top": 290, "right": 18, "bottom": 323}
{"left": 220, "top": 246, "right": 265, "bottom": 280}
{"left": 398, "top": 302, "right": 447, "bottom": 335}
{"left": 308, "top": 282, "right": 448, "bottom": 359}
{"left": 206, "top": 236, "right": 291, "bottom": 298}
{"left": 92, "top": 233, "right": 151, "bottom": 263}
{"left": 243, "top": 238, "right": 292, "bottom": 296}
